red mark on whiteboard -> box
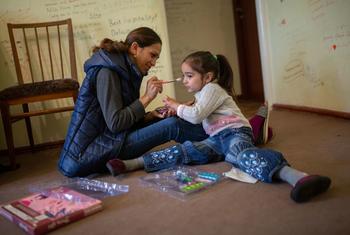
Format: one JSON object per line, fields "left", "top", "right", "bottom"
{"left": 332, "top": 44, "right": 336, "bottom": 50}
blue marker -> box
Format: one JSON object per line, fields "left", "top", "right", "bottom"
{"left": 197, "top": 172, "right": 220, "bottom": 181}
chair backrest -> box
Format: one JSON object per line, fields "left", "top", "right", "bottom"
{"left": 7, "top": 19, "right": 78, "bottom": 85}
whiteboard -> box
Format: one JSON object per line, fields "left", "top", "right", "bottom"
{"left": 265, "top": 0, "right": 350, "bottom": 112}
{"left": 0, "top": 0, "right": 174, "bottom": 148}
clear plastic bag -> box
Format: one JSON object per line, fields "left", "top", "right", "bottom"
{"left": 140, "top": 166, "right": 222, "bottom": 200}
{"left": 29, "top": 177, "right": 129, "bottom": 200}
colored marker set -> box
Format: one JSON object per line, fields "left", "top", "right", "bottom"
{"left": 175, "top": 169, "right": 221, "bottom": 193}
{"left": 140, "top": 166, "right": 222, "bottom": 199}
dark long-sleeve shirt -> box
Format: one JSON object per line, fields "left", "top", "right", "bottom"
{"left": 96, "top": 67, "right": 145, "bottom": 133}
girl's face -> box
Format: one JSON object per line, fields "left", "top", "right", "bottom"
{"left": 181, "top": 62, "right": 211, "bottom": 93}
{"left": 132, "top": 43, "right": 161, "bottom": 75}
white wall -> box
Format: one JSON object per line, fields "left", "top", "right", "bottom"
{"left": 256, "top": 0, "right": 350, "bottom": 113}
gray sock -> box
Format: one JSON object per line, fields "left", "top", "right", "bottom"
{"left": 276, "top": 166, "right": 308, "bottom": 186}
{"left": 123, "top": 157, "right": 144, "bottom": 171}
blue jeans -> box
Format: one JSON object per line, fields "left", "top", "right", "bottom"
{"left": 143, "top": 127, "right": 288, "bottom": 183}
{"left": 118, "top": 117, "right": 208, "bottom": 160}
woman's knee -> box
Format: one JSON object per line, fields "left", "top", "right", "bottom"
{"left": 158, "top": 117, "right": 207, "bottom": 142}
{"left": 161, "top": 116, "right": 179, "bottom": 125}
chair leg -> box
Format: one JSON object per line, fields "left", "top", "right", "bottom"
{"left": 22, "top": 104, "right": 34, "bottom": 149}
{"left": 0, "top": 103, "right": 18, "bottom": 170}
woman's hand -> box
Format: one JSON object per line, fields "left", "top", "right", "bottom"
{"left": 140, "top": 76, "right": 163, "bottom": 108}
{"left": 162, "top": 96, "right": 180, "bottom": 111}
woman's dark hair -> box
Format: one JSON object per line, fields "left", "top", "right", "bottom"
{"left": 182, "top": 51, "right": 236, "bottom": 98}
{"left": 92, "top": 27, "right": 162, "bottom": 53}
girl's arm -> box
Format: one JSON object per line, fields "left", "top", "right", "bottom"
{"left": 177, "top": 84, "right": 225, "bottom": 124}
{"left": 162, "top": 96, "right": 181, "bottom": 110}
{"left": 162, "top": 97, "right": 195, "bottom": 109}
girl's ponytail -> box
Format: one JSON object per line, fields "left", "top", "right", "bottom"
{"left": 216, "top": 54, "right": 236, "bottom": 98}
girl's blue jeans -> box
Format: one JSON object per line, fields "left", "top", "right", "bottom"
{"left": 143, "top": 127, "right": 289, "bottom": 183}
{"left": 118, "top": 117, "right": 208, "bottom": 160}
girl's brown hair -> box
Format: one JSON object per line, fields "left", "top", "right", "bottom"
{"left": 182, "top": 51, "right": 236, "bottom": 98}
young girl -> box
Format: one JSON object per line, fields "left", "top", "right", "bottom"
{"left": 106, "top": 51, "right": 331, "bottom": 203}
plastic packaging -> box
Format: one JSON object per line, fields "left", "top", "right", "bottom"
{"left": 140, "top": 166, "right": 222, "bottom": 200}
{"left": 29, "top": 177, "right": 129, "bottom": 200}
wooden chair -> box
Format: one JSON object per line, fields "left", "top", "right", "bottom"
{"left": 0, "top": 19, "right": 79, "bottom": 170}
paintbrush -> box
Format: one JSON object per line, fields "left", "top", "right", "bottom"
{"left": 162, "top": 77, "right": 182, "bottom": 84}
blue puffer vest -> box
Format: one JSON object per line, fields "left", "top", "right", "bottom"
{"left": 58, "top": 49, "right": 142, "bottom": 177}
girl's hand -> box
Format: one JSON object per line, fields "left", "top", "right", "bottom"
{"left": 153, "top": 106, "right": 177, "bottom": 118}
{"left": 162, "top": 96, "right": 180, "bottom": 111}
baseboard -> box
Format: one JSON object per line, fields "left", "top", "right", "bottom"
{"left": 0, "top": 140, "right": 64, "bottom": 157}
{"left": 1, "top": 104, "right": 348, "bottom": 156}
{"left": 273, "top": 103, "right": 350, "bottom": 119}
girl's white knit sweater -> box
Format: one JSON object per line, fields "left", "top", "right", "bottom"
{"left": 177, "top": 83, "right": 251, "bottom": 136}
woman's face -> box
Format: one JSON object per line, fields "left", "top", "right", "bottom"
{"left": 133, "top": 43, "right": 161, "bottom": 75}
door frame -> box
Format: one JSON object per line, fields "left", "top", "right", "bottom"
{"left": 232, "top": 0, "right": 264, "bottom": 101}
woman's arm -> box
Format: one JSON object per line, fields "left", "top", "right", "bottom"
{"left": 96, "top": 68, "right": 145, "bottom": 132}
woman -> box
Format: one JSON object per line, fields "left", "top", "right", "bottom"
{"left": 58, "top": 27, "right": 208, "bottom": 177}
